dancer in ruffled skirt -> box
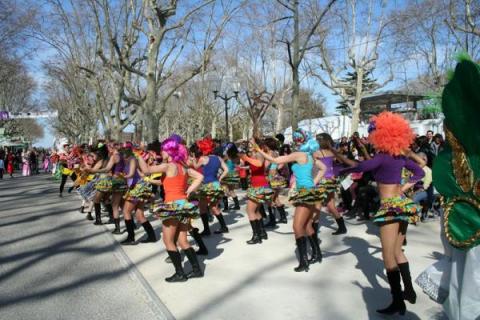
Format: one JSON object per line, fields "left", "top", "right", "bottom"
{"left": 254, "top": 130, "right": 327, "bottom": 271}
{"left": 137, "top": 137, "right": 204, "bottom": 282}
{"left": 192, "top": 137, "right": 229, "bottom": 236}
{"left": 341, "top": 112, "right": 425, "bottom": 315}
{"left": 120, "top": 143, "right": 157, "bottom": 244}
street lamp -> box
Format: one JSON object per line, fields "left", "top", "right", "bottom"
{"left": 213, "top": 90, "right": 239, "bottom": 140}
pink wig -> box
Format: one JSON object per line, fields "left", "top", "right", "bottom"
{"left": 161, "top": 138, "right": 187, "bottom": 163}
{"left": 368, "top": 112, "right": 415, "bottom": 156}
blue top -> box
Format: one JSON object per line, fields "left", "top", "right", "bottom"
{"left": 203, "top": 155, "right": 221, "bottom": 183}
{"left": 226, "top": 159, "right": 236, "bottom": 172}
{"left": 291, "top": 153, "right": 315, "bottom": 188}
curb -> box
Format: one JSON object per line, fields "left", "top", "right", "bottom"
{"left": 101, "top": 223, "right": 176, "bottom": 320}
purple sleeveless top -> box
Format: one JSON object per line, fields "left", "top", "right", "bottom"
{"left": 113, "top": 154, "right": 125, "bottom": 175}
{"left": 124, "top": 157, "right": 140, "bottom": 187}
{"left": 320, "top": 156, "right": 335, "bottom": 179}
{"left": 340, "top": 153, "right": 424, "bottom": 184}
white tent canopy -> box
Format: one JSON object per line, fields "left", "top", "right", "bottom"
{"left": 284, "top": 115, "right": 444, "bottom": 142}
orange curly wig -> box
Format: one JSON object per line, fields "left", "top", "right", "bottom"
{"left": 196, "top": 137, "right": 215, "bottom": 156}
{"left": 368, "top": 112, "right": 415, "bottom": 156}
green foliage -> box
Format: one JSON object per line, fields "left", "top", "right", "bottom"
{"left": 335, "top": 69, "right": 378, "bottom": 115}
{"left": 418, "top": 91, "right": 442, "bottom": 119}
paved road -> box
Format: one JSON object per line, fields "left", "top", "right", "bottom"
{"left": 0, "top": 174, "right": 172, "bottom": 320}
{"left": 1, "top": 174, "right": 448, "bottom": 320}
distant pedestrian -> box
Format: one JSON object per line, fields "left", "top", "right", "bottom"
{"left": 7, "top": 151, "right": 15, "bottom": 177}
{"left": 22, "top": 151, "right": 31, "bottom": 176}
{"left": 0, "top": 157, "right": 4, "bottom": 179}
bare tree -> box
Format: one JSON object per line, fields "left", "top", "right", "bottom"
{"left": 275, "top": 0, "right": 336, "bottom": 130}
{"left": 309, "top": 0, "right": 393, "bottom": 133}
{"left": 391, "top": 0, "right": 454, "bottom": 92}
{"left": 239, "top": 90, "right": 276, "bottom": 138}
{"left": 44, "top": 61, "right": 99, "bottom": 143}
{"left": 117, "top": 0, "right": 241, "bottom": 142}
{"left": 446, "top": 0, "right": 480, "bottom": 57}
{"left": 86, "top": 0, "right": 145, "bottom": 140}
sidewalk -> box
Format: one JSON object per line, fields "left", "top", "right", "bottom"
{"left": 104, "top": 192, "right": 446, "bottom": 320}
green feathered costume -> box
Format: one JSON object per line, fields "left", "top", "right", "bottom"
{"left": 432, "top": 56, "right": 480, "bottom": 319}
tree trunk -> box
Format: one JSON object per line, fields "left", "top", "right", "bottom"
{"left": 275, "top": 99, "right": 285, "bottom": 134}
{"left": 350, "top": 68, "right": 364, "bottom": 134}
{"left": 242, "top": 123, "right": 249, "bottom": 140}
{"left": 144, "top": 32, "right": 161, "bottom": 142}
{"left": 252, "top": 118, "right": 261, "bottom": 138}
{"left": 211, "top": 117, "right": 217, "bottom": 138}
{"left": 113, "top": 126, "right": 123, "bottom": 141}
{"left": 291, "top": 0, "right": 300, "bottom": 130}
{"left": 228, "top": 123, "right": 233, "bottom": 142}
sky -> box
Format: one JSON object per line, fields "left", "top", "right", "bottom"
{"left": 29, "top": 0, "right": 429, "bottom": 148}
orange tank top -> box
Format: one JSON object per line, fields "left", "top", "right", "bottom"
{"left": 162, "top": 163, "right": 188, "bottom": 202}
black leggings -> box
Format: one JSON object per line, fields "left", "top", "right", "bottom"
{"left": 60, "top": 173, "right": 77, "bottom": 194}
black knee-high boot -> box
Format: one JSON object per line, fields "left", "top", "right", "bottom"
{"left": 214, "top": 214, "right": 229, "bottom": 234}
{"left": 105, "top": 204, "right": 114, "bottom": 224}
{"left": 308, "top": 234, "right": 322, "bottom": 264}
{"left": 258, "top": 205, "right": 267, "bottom": 219}
{"left": 233, "top": 197, "right": 240, "bottom": 210}
{"left": 222, "top": 197, "right": 229, "bottom": 212}
{"left": 190, "top": 228, "right": 208, "bottom": 255}
{"left": 332, "top": 217, "right": 347, "bottom": 235}
{"left": 111, "top": 218, "right": 121, "bottom": 234}
{"left": 93, "top": 203, "right": 103, "bottom": 225}
{"left": 184, "top": 247, "right": 204, "bottom": 279}
{"left": 200, "top": 214, "right": 211, "bottom": 236}
{"left": 398, "top": 262, "right": 417, "bottom": 304}
{"left": 264, "top": 206, "right": 277, "bottom": 228}
{"left": 246, "top": 220, "right": 262, "bottom": 244}
{"left": 277, "top": 206, "right": 287, "bottom": 224}
{"left": 86, "top": 206, "right": 94, "bottom": 221}
{"left": 165, "top": 250, "right": 187, "bottom": 283}
{"left": 312, "top": 221, "right": 319, "bottom": 235}
{"left": 140, "top": 221, "right": 157, "bottom": 243}
{"left": 377, "top": 269, "right": 406, "bottom": 315}
{"left": 121, "top": 219, "right": 136, "bottom": 245}
{"left": 294, "top": 237, "right": 309, "bottom": 272}
{"left": 258, "top": 219, "right": 268, "bottom": 240}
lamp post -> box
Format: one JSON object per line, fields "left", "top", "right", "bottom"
{"left": 213, "top": 90, "right": 239, "bottom": 140}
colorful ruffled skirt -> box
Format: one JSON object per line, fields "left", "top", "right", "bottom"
{"left": 61, "top": 167, "right": 74, "bottom": 176}
{"left": 222, "top": 171, "right": 240, "bottom": 186}
{"left": 288, "top": 187, "right": 326, "bottom": 206}
{"left": 318, "top": 177, "right": 339, "bottom": 194}
{"left": 269, "top": 174, "right": 288, "bottom": 190}
{"left": 111, "top": 175, "right": 128, "bottom": 193}
{"left": 74, "top": 174, "right": 95, "bottom": 187}
{"left": 197, "top": 181, "right": 225, "bottom": 204}
{"left": 78, "top": 180, "right": 97, "bottom": 201}
{"left": 95, "top": 174, "right": 112, "bottom": 192}
{"left": 373, "top": 196, "right": 420, "bottom": 225}
{"left": 247, "top": 186, "right": 274, "bottom": 203}
{"left": 153, "top": 199, "right": 199, "bottom": 224}
{"left": 124, "top": 180, "right": 154, "bottom": 203}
